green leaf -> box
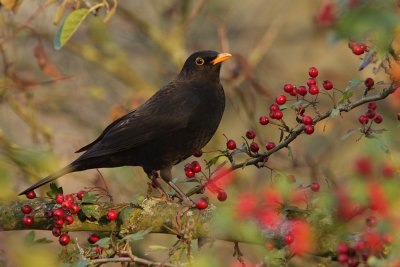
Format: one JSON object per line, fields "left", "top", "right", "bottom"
{"left": 148, "top": 245, "right": 168, "bottom": 251}
{"left": 82, "top": 192, "right": 96, "bottom": 204}
{"left": 24, "top": 231, "right": 35, "bottom": 245}
{"left": 278, "top": 103, "right": 289, "bottom": 110}
{"left": 340, "top": 129, "right": 357, "bottom": 140}
{"left": 338, "top": 91, "right": 353, "bottom": 104}
{"left": 94, "top": 237, "right": 110, "bottom": 248}
{"left": 34, "top": 237, "right": 53, "bottom": 245}
{"left": 206, "top": 155, "right": 222, "bottom": 168}
{"left": 54, "top": 8, "right": 91, "bottom": 49}
{"left": 81, "top": 204, "right": 100, "bottom": 218}
{"left": 287, "top": 146, "right": 293, "bottom": 161}
{"left": 330, "top": 108, "right": 340, "bottom": 118}
{"left": 47, "top": 182, "right": 63, "bottom": 198}
{"left": 123, "top": 227, "right": 152, "bottom": 242}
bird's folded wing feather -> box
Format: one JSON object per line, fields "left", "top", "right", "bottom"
{"left": 75, "top": 84, "right": 200, "bottom": 159}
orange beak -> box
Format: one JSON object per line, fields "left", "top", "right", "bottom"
{"left": 211, "top": 53, "right": 232, "bottom": 65}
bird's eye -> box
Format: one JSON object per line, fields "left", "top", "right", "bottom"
{"left": 195, "top": 57, "right": 204, "bottom": 66}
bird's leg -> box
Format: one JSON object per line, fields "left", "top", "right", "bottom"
{"left": 144, "top": 169, "right": 170, "bottom": 200}
{"left": 160, "top": 167, "right": 195, "bottom": 207}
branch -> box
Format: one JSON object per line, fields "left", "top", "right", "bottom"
{"left": 231, "top": 83, "right": 398, "bottom": 170}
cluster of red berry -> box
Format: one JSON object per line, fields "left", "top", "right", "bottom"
{"left": 22, "top": 190, "right": 119, "bottom": 246}
{"left": 348, "top": 42, "right": 368, "bottom": 56}
{"left": 336, "top": 241, "right": 367, "bottom": 267}
{"left": 184, "top": 161, "right": 202, "bottom": 178}
{"left": 358, "top": 101, "right": 383, "bottom": 126}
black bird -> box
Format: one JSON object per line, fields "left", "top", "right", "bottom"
{"left": 19, "top": 50, "right": 231, "bottom": 205}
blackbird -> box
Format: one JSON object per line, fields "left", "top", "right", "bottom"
{"left": 19, "top": 50, "right": 231, "bottom": 205}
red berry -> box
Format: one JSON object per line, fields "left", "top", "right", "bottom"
{"left": 358, "top": 115, "right": 369, "bottom": 124}
{"left": 53, "top": 218, "right": 64, "bottom": 228}
{"left": 259, "top": 116, "right": 269, "bottom": 125}
{"left": 191, "top": 161, "right": 201, "bottom": 173}
{"left": 338, "top": 253, "right": 348, "bottom": 263}
{"left": 337, "top": 242, "right": 349, "bottom": 254}
{"left": 70, "top": 204, "right": 80, "bottom": 214}
{"left": 374, "top": 114, "right": 383, "bottom": 123}
{"left": 302, "top": 115, "right": 313, "bottom": 125}
{"left": 308, "top": 67, "right": 319, "bottom": 78}
{"left": 22, "top": 215, "right": 34, "bottom": 226}
{"left": 184, "top": 163, "right": 192, "bottom": 171}
{"left": 65, "top": 194, "right": 74, "bottom": 203}
{"left": 64, "top": 214, "right": 74, "bottom": 225}
{"left": 25, "top": 191, "right": 36, "bottom": 199}
{"left": 185, "top": 170, "right": 195, "bottom": 178}
{"left": 53, "top": 208, "right": 64, "bottom": 219}
{"left": 269, "top": 112, "right": 276, "bottom": 119}
{"left": 62, "top": 201, "right": 73, "bottom": 211}
{"left": 304, "top": 125, "right": 315, "bottom": 135}
{"left": 226, "top": 139, "right": 237, "bottom": 150}
{"left": 195, "top": 198, "right": 208, "bottom": 210}
{"left": 59, "top": 233, "right": 71, "bottom": 246}
{"left": 354, "top": 240, "right": 365, "bottom": 252}
{"left": 76, "top": 190, "right": 85, "bottom": 200}
{"left": 88, "top": 233, "right": 100, "bottom": 244}
{"left": 274, "top": 111, "right": 283, "bottom": 120}
{"left": 269, "top": 104, "right": 280, "bottom": 112}
{"left": 397, "top": 112, "right": 400, "bottom": 121}
{"left": 347, "top": 258, "right": 359, "bottom": 267}
{"left": 245, "top": 130, "right": 256, "bottom": 139}
{"left": 296, "top": 86, "right": 308, "bottom": 96}
{"left": 265, "top": 142, "right": 276, "bottom": 151}
{"left": 55, "top": 194, "right": 64, "bottom": 204}
{"left": 366, "top": 215, "right": 377, "bottom": 227}
{"left": 107, "top": 209, "right": 118, "bottom": 221}
{"left": 192, "top": 150, "right": 202, "bottom": 157}
{"left": 323, "top": 80, "right": 333, "bottom": 90}
{"left": 289, "top": 89, "right": 297, "bottom": 96}
{"left": 367, "top": 102, "right": 377, "bottom": 110}
{"left": 310, "top": 182, "right": 320, "bottom": 192}
{"left": 366, "top": 109, "right": 376, "bottom": 119}
{"left": 283, "top": 83, "right": 294, "bottom": 93}
{"left": 284, "top": 233, "right": 294, "bottom": 245}
{"left": 364, "top": 77, "right": 374, "bottom": 88}
{"left": 352, "top": 44, "right": 365, "bottom": 55}
{"left": 217, "top": 190, "right": 227, "bottom": 202}
{"left": 307, "top": 78, "right": 317, "bottom": 87}
{"left": 250, "top": 142, "right": 259, "bottom": 153}
{"left": 21, "top": 204, "right": 32, "bottom": 214}
{"left": 275, "top": 94, "right": 287, "bottom": 105}
{"left": 309, "top": 85, "right": 319, "bottom": 95}
{"left": 52, "top": 227, "right": 61, "bottom": 237}
{"left": 95, "top": 246, "right": 103, "bottom": 254}
{"left": 382, "top": 162, "right": 395, "bottom": 178}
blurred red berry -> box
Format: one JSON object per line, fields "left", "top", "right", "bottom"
{"left": 55, "top": 194, "right": 64, "bottom": 204}
{"left": 95, "top": 246, "right": 103, "bottom": 254}
{"left": 21, "top": 204, "right": 32, "bottom": 214}
{"left": 284, "top": 233, "right": 294, "bottom": 245}
{"left": 274, "top": 111, "right": 283, "bottom": 120}
{"left": 70, "top": 204, "right": 80, "bottom": 214}
{"left": 88, "top": 233, "right": 100, "bottom": 244}
{"left": 77, "top": 190, "right": 85, "bottom": 200}
{"left": 64, "top": 215, "right": 74, "bottom": 225}
{"left": 366, "top": 215, "right": 377, "bottom": 227}
{"left": 368, "top": 102, "right": 377, "bottom": 110}
{"left": 52, "top": 227, "right": 61, "bottom": 237}
{"left": 338, "top": 253, "right": 348, "bottom": 263}
{"left": 304, "top": 125, "right": 315, "bottom": 135}
{"left": 337, "top": 242, "right": 349, "bottom": 254}
{"left": 269, "top": 104, "right": 280, "bottom": 112}
{"left": 25, "top": 191, "right": 36, "bottom": 199}
{"left": 107, "top": 209, "right": 118, "bottom": 221}
{"left": 308, "top": 67, "right": 319, "bottom": 78}
{"left": 352, "top": 44, "right": 365, "bottom": 55}
{"left": 355, "top": 157, "right": 373, "bottom": 176}
{"left": 259, "top": 116, "right": 269, "bottom": 125}
{"left": 366, "top": 109, "right": 376, "bottom": 119}
{"left": 245, "top": 130, "right": 256, "bottom": 139}
{"left": 358, "top": 115, "right": 369, "bottom": 124}
{"left": 192, "top": 150, "right": 202, "bottom": 157}
{"left": 302, "top": 116, "right": 313, "bottom": 125}
{"left": 195, "top": 198, "right": 208, "bottom": 210}
{"left": 397, "top": 112, "right": 400, "bottom": 121}
{"left": 323, "top": 80, "right": 333, "bottom": 90}
{"left": 226, "top": 139, "right": 237, "bottom": 150}
{"left": 62, "top": 201, "right": 73, "bottom": 211}
{"left": 250, "top": 142, "right": 259, "bottom": 153}
{"left": 53, "top": 218, "right": 64, "bottom": 228}
{"left": 354, "top": 240, "right": 365, "bottom": 252}
{"left": 283, "top": 83, "right": 294, "bottom": 93}
{"left": 307, "top": 78, "right": 317, "bottom": 87}
{"left": 276, "top": 94, "right": 287, "bottom": 105}
{"left": 374, "top": 114, "right": 383, "bottom": 124}
{"left": 381, "top": 162, "right": 395, "bottom": 178}
{"left": 364, "top": 77, "right": 374, "bottom": 88}
{"left": 59, "top": 233, "right": 71, "bottom": 246}
{"left": 217, "top": 190, "right": 228, "bottom": 202}
{"left": 265, "top": 142, "right": 276, "bottom": 151}
{"left": 44, "top": 210, "right": 53, "bottom": 218}
{"left": 296, "top": 86, "right": 308, "bottom": 96}
{"left": 310, "top": 182, "right": 320, "bottom": 192}
{"left": 53, "top": 208, "right": 64, "bottom": 219}
{"left": 22, "top": 216, "right": 34, "bottom": 226}
{"left": 289, "top": 89, "right": 297, "bottom": 96}
{"left": 309, "top": 85, "right": 319, "bottom": 95}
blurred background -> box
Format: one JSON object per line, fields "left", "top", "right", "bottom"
{"left": 0, "top": 0, "right": 399, "bottom": 266}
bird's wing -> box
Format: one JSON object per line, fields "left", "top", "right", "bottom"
{"left": 76, "top": 83, "right": 200, "bottom": 159}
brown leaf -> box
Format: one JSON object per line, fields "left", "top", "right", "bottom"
{"left": 33, "top": 41, "right": 64, "bottom": 80}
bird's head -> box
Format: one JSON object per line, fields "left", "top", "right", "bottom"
{"left": 178, "top": 50, "right": 231, "bottom": 80}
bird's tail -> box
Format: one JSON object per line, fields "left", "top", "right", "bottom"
{"left": 18, "top": 164, "right": 75, "bottom": 196}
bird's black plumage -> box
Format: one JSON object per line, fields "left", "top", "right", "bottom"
{"left": 19, "top": 50, "right": 231, "bottom": 204}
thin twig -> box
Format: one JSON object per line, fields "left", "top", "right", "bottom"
{"left": 89, "top": 256, "right": 177, "bottom": 267}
